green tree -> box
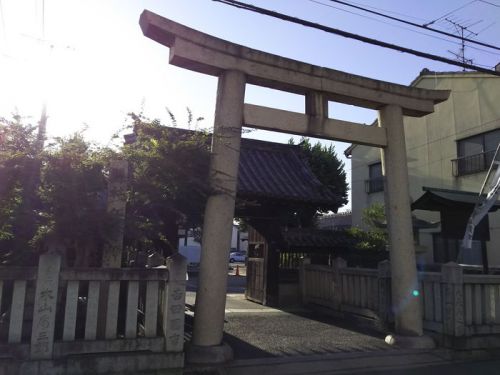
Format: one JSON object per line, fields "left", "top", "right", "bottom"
{"left": 348, "top": 203, "right": 388, "bottom": 252}
{"left": 34, "top": 132, "right": 117, "bottom": 266}
{"left": 291, "top": 137, "right": 348, "bottom": 210}
{"left": 122, "top": 113, "right": 211, "bottom": 258}
{"left": 0, "top": 115, "right": 118, "bottom": 266}
{"left": 362, "top": 202, "right": 386, "bottom": 233}
{"left": 0, "top": 112, "right": 210, "bottom": 266}
{"left": 0, "top": 116, "right": 41, "bottom": 265}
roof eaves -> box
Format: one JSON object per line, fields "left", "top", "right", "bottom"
{"left": 410, "top": 68, "right": 499, "bottom": 87}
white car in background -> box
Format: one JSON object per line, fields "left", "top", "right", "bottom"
{"left": 229, "top": 251, "right": 246, "bottom": 263}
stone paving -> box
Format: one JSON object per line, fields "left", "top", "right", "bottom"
{"left": 185, "top": 273, "right": 394, "bottom": 361}
{"left": 184, "top": 273, "right": 499, "bottom": 374}
{"left": 222, "top": 294, "right": 391, "bottom": 360}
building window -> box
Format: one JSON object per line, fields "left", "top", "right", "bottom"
{"left": 452, "top": 129, "right": 500, "bottom": 176}
{"left": 365, "top": 162, "right": 384, "bottom": 193}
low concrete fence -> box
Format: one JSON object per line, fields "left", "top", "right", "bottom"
{"left": 300, "top": 258, "right": 500, "bottom": 349}
{"left": 0, "top": 252, "right": 186, "bottom": 374}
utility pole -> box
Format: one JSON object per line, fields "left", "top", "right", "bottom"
{"left": 36, "top": 101, "right": 47, "bottom": 152}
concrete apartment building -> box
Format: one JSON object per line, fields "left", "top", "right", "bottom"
{"left": 348, "top": 66, "right": 500, "bottom": 267}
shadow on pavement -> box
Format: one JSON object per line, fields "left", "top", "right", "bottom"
{"left": 184, "top": 310, "right": 274, "bottom": 360}
{"left": 184, "top": 272, "right": 391, "bottom": 361}
{"left": 285, "top": 309, "right": 387, "bottom": 340}
{"left": 223, "top": 332, "right": 276, "bottom": 360}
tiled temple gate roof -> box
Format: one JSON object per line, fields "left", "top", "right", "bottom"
{"left": 237, "top": 139, "right": 342, "bottom": 208}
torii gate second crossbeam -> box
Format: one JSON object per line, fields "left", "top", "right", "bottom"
{"left": 139, "top": 9, "right": 450, "bottom": 364}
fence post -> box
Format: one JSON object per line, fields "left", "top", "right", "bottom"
{"left": 333, "top": 257, "right": 347, "bottom": 310}
{"left": 441, "top": 262, "right": 465, "bottom": 337}
{"left": 30, "top": 246, "right": 62, "bottom": 360}
{"left": 299, "top": 257, "right": 311, "bottom": 304}
{"left": 378, "top": 260, "right": 391, "bottom": 326}
{"left": 164, "top": 252, "right": 187, "bottom": 352}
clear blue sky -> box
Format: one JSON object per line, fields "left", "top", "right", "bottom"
{"left": 1, "top": 0, "right": 499, "bottom": 210}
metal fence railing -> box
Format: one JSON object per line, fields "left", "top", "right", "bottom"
{"left": 452, "top": 150, "right": 496, "bottom": 177}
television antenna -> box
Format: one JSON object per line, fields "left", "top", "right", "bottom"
{"left": 444, "top": 17, "right": 483, "bottom": 70}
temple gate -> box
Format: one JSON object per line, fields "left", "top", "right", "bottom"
{"left": 139, "top": 10, "right": 450, "bottom": 364}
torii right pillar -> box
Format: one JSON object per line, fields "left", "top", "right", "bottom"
{"left": 378, "top": 104, "right": 434, "bottom": 348}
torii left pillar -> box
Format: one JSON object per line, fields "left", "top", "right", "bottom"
{"left": 187, "top": 70, "right": 246, "bottom": 364}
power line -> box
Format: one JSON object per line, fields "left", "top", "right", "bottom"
{"left": 423, "top": 0, "right": 478, "bottom": 27}
{"left": 475, "top": 21, "right": 496, "bottom": 35}
{"left": 478, "top": 0, "right": 500, "bottom": 8}
{"left": 212, "top": 0, "right": 500, "bottom": 76}
{"left": 326, "top": 0, "right": 500, "bottom": 51}
{"left": 309, "top": 0, "right": 500, "bottom": 57}
{"left": 338, "top": 0, "right": 428, "bottom": 22}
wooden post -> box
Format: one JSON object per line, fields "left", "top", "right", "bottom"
{"left": 164, "top": 253, "right": 187, "bottom": 352}
{"left": 333, "top": 257, "right": 347, "bottom": 310}
{"left": 30, "top": 249, "right": 62, "bottom": 359}
{"left": 442, "top": 262, "right": 465, "bottom": 337}
{"left": 265, "top": 245, "right": 280, "bottom": 307}
{"left": 299, "top": 257, "right": 311, "bottom": 304}
{"left": 378, "top": 260, "right": 391, "bottom": 325}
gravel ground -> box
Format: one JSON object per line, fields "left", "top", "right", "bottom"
{"left": 222, "top": 310, "right": 391, "bottom": 359}
{"left": 184, "top": 274, "right": 500, "bottom": 373}
{"left": 185, "top": 273, "right": 393, "bottom": 360}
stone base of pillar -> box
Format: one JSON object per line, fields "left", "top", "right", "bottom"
{"left": 185, "top": 342, "right": 233, "bottom": 365}
{"left": 385, "top": 334, "right": 436, "bottom": 349}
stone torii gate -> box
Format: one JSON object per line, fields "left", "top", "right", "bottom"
{"left": 140, "top": 10, "right": 450, "bottom": 364}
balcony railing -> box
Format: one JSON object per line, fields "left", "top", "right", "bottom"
{"left": 365, "top": 177, "right": 384, "bottom": 193}
{"left": 452, "top": 150, "right": 496, "bottom": 177}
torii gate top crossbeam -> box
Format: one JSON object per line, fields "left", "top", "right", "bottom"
{"left": 140, "top": 10, "right": 449, "bottom": 117}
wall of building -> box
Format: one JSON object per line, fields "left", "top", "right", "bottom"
{"left": 179, "top": 224, "right": 248, "bottom": 252}
{"left": 351, "top": 144, "right": 384, "bottom": 230}
{"left": 351, "top": 72, "right": 500, "bottom": 266}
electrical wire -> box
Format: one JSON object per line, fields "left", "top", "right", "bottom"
{"left": 212, "top": 0, "right": 500, "bottom": 76}
{"left": 475, "top": 22, "right": 496, "bottom": 36}
{"left": 338, "top": 0, "right": 428, "bottom": 22}
{"left": 327, "top": 0, "right": 500, "bottom": 51}
{"left": 309, "top": 0, "right": 500, "bottom": 57}
{"left": 423, "top": 1, "right": 479, "bottom": 27}
{"left": 478, "top": 0, "right": 500, "bottom": 8}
